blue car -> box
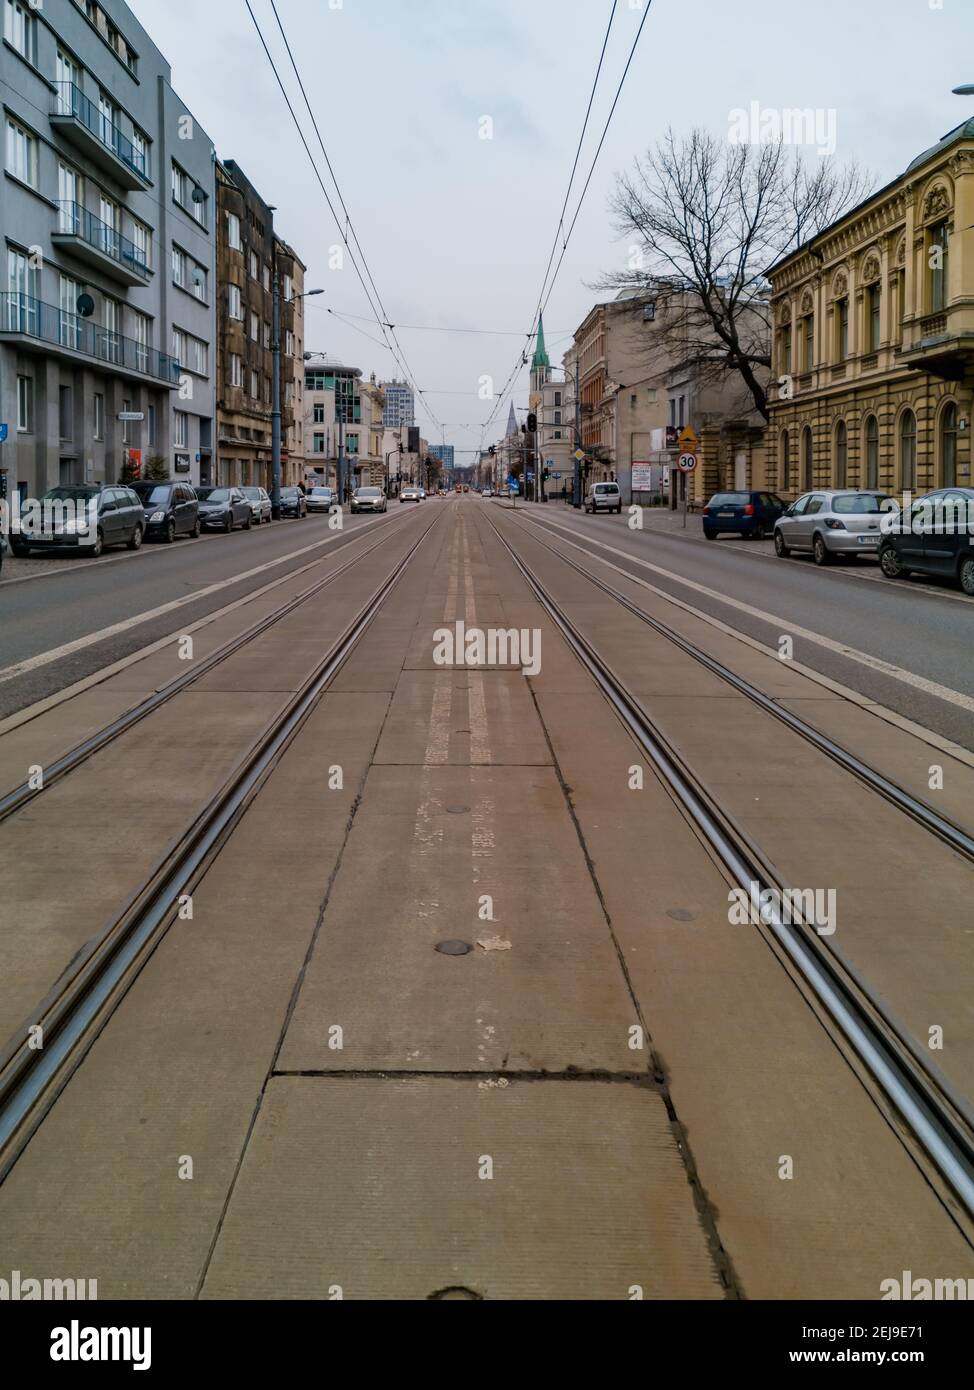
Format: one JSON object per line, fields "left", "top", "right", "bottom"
{"left": 703, "top": 490, "right": 786, "bottom": 541}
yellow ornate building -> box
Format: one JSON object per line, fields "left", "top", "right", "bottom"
{"left": 768, "top": 118, "right": 974, "bottom": 500}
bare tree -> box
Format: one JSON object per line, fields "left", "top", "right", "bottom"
{"left": 602, "top": 128, "right": 870, "bottom": 421}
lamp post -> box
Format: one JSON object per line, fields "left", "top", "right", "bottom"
{"left": 271, "top": 278, "right": 323, "bottom": 518}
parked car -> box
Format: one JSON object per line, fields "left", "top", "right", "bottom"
{"left": 10, "top": 484, "right": 145, "bottom": 558}
{"left": 418, "top": 487, "right": 427, "bottom": 500}
{"left": 195, "top": 487, "right": 253, "bottom": 533}
{"left": 703, "top": 490, "right": 786, "bottom": 541}
{"left": 279, "top": 487, "right": 307, "bottom": 518}
{"left": 130, "top": 481, "right": 201, "bottom": 543}
{"left": 774, "top": 490, "right": 894, "bottom": 565}
{"left": 584, "top": 481, "right": 622, "bottom": 514}
{"left": 878, "top": 488, "right": 974, "bottom": 595}
{"left": 401, "top": 487, "right": 422, "bottom": 504}
{"left": 241, "top": 486, "right": 273, "bottom": 525}
{"left": 306, "top": 487, "right": 335, "bottom": 514}
{"left": 482, "top": 487, "right": 493, "bottom": 498}
{"left": 351, "top": 487, "right": 388, "bottom": 514}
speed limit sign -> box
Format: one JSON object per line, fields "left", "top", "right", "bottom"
{"left": 678, "top": 453, "right": 698, "bottom": 473}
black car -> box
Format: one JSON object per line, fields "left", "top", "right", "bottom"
{"left": 130, "top": 481, "right": 201, "bottom": 543}
{"left": 879, "top": 488, "right": 974, "bottom": 596}
{"left": 10, "top": 485, "right": 145, "bottom": 557}
{"left": 195, "top": 487, "right": 253, "bottom": 532}
{"left": 279, "top": 487, "right": 307, "bottom": 518}
{"left": 703, "top": 491, "right": 786, "bottom": 540}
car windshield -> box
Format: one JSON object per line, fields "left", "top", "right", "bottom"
{"left": 357, "top": 489, "right": 382, "bottom": 498}
{"left": 281, "top": 489, "right": 298, "bottom": 498}
{"left": 41, "top": 486, "right": 98, "bottom": 502}
{"left": 709, "top": 493, "right": 750, "bottom": 507}
{"left": 199, "top": 489, "right": 230, "bottom": 503}
{"left": 131, "top": 486, "right": 171, "bottom": 506}
{"left": 310, "top": 489, "right": 332, "bottom": 498}
{"left": 832, "top": 494, "right": 889, "bottom": 514}
{"left": 241, "top": 488, "right": 263, "bottom": 500}
{"left": 594, "top": 485, "right": 618, "bottom": 494}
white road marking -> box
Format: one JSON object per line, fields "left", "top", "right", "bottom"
{"left": 519, "top": 511, "right": 974, "bottom": 716}
{"left": 0, "top": 512, "right": 409, "bottom": 688}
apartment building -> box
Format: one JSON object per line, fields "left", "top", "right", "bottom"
{"left": 768, "top": 117, "right": 974, "bottom": 501}
{"left": 358, "top": 374, "right": 386, "bottom": 488}
{"left": 277, "top": 237, "right": 306, "bottom": 486}
{"left": 381, "top": 377, "right": 414, "bottom": 428}
{"left": 304, "top": 352, "right": 362, "bottom": 493}
{"left": 1, "top": 0, "right": 216, "bottom": 499}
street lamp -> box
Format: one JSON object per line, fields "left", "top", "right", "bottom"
{"left": 271, "top": 281, "right": 323, "bottom": 518}
{"left": 952, "top": 84, "right": 974, "bottom": 95}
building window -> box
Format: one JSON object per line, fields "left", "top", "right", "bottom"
{"left": 313, "top": 432, "right": 325, "bottom": 454}
{"left": 172, "top": 327, "right": 187, "bottom": 366}
{"left": 250, "top": 369, "right": 258, "bottom": 399}
{"left": 249, "top": 250, "right": 258, "bottom": 279}
{"left": 134, "top": 311, "right": 150, "bottom": 372}
{"left": 93, "top": 392, "right": 104, "bottom": 440}
{"left": 865, "top": 415, "right": 879, "bottom": 490}
{"left": 285, "top": 329, "right": 294, "bottom": 356}
{"left": 283, "top": 274, "right": 293, "bottom": 301}
{"left": 899, "top": 409, "right": 917, "bottom": 490}
{"left": 16, "top": 374, "right": 33, "bottom": 432}
{"left": 172, "top": 245, "right": 186, "bottom": 288}
{"left": 227, "top": 212, "right": 242, "bottom": 251}
{"left": 262, "top": 265, "right": 270, "bottom": 292}
{"left": 228, "top": 285, "right": 242, "bottom": 320}
{"left": 58, "top": 385, "right": 73, "bottom": 440}
{"left": 229, "top": 353, "right": 243, "bottom": 387}
{"left": 131, "top": 219, "right": 150, "bottom": 271}
{"left": 172, "top": 163, "right": 207, "bottom": 225}
{"left": 174, "top": 410, "right": 188, "bottom": 449}
{"left": 929, "top": 220, "right": 949, "bottom": 314}
{"left": 866, "top": 283, "right": 881, "bottom": 353}
{"left": 4, "top": 1, "right": 37, "bottom": 62}
{"left": 836, "top": 297, "right": 849, "bottom": 361}
{"left": 941, "top": 401, "right": 958, "bottom": 488}
{"left": 59, "top": 274, "right": 82, "bottom": 349}
{"left": 780, "top": 429, "right": 790, "bottom": 490}
{"left": 834, "top": 420, "right": 847, "bottom": 488}
{"left": 780, "top": 321, "right": 792, "bottom": 375}
{"left": 5, "top": 117, "right": 37, "bottom": 187}
{"left": 803, "top": 314, "right": 814, "bottom": 372}
{"left": 802, "top": 426, "right": 813, "bottom": 490}
{"left": 554, "top": 411, "right": 562, "bottom": 426}
{"left": 313, "top": 402, "right": 325, "bottom": 424}
{"left": 190, "top": 336, "right": 207, "bottom": 375}
{"left": 249, "top": 311, "right": 259, "bottom": 341}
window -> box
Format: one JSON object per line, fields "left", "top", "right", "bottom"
{"left": 228, "top": 285, "right": 243, "bottom": 320}
{"left": 285, "top": 329, "right": 294, "bottom": 356}
{"left": 192, "top": 265, "right": 206, "bottom": 300}
{"left": 172, "top": 328, "right": 187, "bottom": 365}
{"left": 131, "top": 219, "right": 150, "bottom": 271}
{"left": 189, "top": 336, "right": 207, "bottom": 375}
{"left": 802, "top": 426, "right": 813, "bottom": 489}
{"left": 134, "top": 311, "right": 150, "bottom": 372}
{"left": 554, "top": 391, "right": 562, "bottom": 408}
{"left": 172, "top": 245, "right": 186, "bottom": 288}
{"left": 59, "top": 274, "right": 82, "bottom": 349}
{"left": 284, "top": 274, "right": 293, "bottom": 301}
{"left": 249, "top": 250, "right": 258, "bottom": 279}
{"left": 94, "top": 392, "right": 104, "bottom": 440}
{"left": 250, "top": 369, "right": 259, "bottom": 399}
{"left": 16, "top": 374, "right": 33, "bottom": 432}
{"left": 554, "top": 411, "right": 562, "bottom": 426}
{"left": 59, "top": 385, "right": 73, "bottom": 440}
{"left": 5, "top": 117, "right": 37, "bottom": 187}
{"left": 900, "top": 410, "right": 917, "bottom": 490}
{"left": 98, "top": 91, "right": 119, "bottom": 151}
{"left": 4, "top": 1, "right": 37, "bottom": 63}
{"left": 941, "top": 402, "right": 958, "bottom": 488}
{"left": 867, "top": 283, "right": 881, "bottom": 353}
{"left": 780, "top": 430, "right": 790, "bottom": 490}
{"left": 250, "top": 311, "right": 259, "bottom": 341}
{"left": 780, "top": 321, "right": 792, "bottom": 375}
{"left": 131, "top": 127, "right": 147, "bottom": 170}
{"left": 346, "top": 434, "right": 359, "bottom": 455}
{"left": 834, "top": 420, "right": 847, "bottom": 488}
{"left": 313, "top": 402, "right": 326, "bottom": 424}
{"left": 229, "top": 353, "right": 243, "bottom": 387}
{"left": 102, "top": 296, "right": 120, "bottom": 364}
{"left": 57, "top": 162, "right": 82, "bottom": 229}
{"left": 263, "top": 265, "right": 270, "bottom": 292}
{"left": 172, "top": 163, "right": 206, "bottom": 225}
{"left": 865, "top": 415, "right": 879, "bottom": 490}
{"left": 930, "top": 220, "right": 949, "bottom": 313}
{"left": 836, "top": 298, "right": 849, "bottom": 361}
{"left": 313, "top": 432, "right": 325, "bottom": 455}
{"left": 227, "top": 212, "right": 242, "bottom": 251}
{"left": 803, "top": 314, "right": 814, "bottom": 371}
{"left": 263, "top": 321, "right": 271, "bottom": 348}
{"left": 174, "top": 410, "right": 189, "bottom": 449}
{"left": 678, "top": 396, "right": 686, "bottom": 428}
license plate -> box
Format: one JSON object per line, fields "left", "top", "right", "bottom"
{"left": 719, "top": 511, "right": 734, "bottom": 518}
{"left": 858, "top": 536, "right": 878, "bottom": 545}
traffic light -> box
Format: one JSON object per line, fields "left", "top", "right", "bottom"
{"left": 527, "top": 413, "right": 538, "bottom": 433}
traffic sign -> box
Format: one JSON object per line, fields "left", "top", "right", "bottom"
{"left": 678, "top": 426, "right": 699, "bottom": 451}
{"left": 0, "top": 423, "right": 8, "bottom": 444}
{"left": 553, "top": 472, "right": 562, "bottom": 481}
{"left": 574, "top": 449, "right": 585, "bottom": 462}
{"left": 678, "top": 453, "right": 698, "bottom": 473}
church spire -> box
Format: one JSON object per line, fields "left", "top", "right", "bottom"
{"left": 506, "top": 401, "right": 518, "bottom": 438}
{"left": 532, "top": 314, "right": 550, "bottom": 370}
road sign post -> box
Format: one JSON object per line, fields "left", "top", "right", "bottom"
{"left": 678, "top": 452, "right": 698, "bottom": 529}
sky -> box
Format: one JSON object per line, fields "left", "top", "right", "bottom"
{"left": 129, "top": 0, "right": 974, "bottom": 469}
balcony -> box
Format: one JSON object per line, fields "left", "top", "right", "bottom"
{"left": 51, "top": 203, "right": 151, "bottom": 287}
{"left": 50, "top": 84, "right": 150, "bottom": 190}
{"left": 0, "top": 294, "right": 179, "bottom": 387}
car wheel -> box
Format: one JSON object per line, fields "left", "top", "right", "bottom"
{"left": 753, "top": 524, "right": 767, "bottom": 541}
{"left": 812, "top": 534, "right": 832, "bottom": 566}
{"left": 192, "top": 519, "right": 202, "bottom": 539}
{"left": 774, "top": 530, "right": 789, "bottom": 558}
{"left": 879, "top": 545, "right": 907, "bottom": 580}
{"left": 958, "top": 556, "right": 974, "bottom": 597}
{"left": 704, "top": 529, "right": 718, "bottom": 541}
{"left": 224, "top": 515, "right": 233, "bottom": 534}
{"left": 90, "top": 528, "right": 104, "bottom": 559}
{"left": 127, "top": 526, "right": 144, "bottom": 552}
{"left": 10, "top": 537, "right": 29, "bottom": 557}
{"left": 244, "top": 513, "right": 252, "bottom": 530}
{"left": 165, "top": 519, "right": 176, "bottom": 544}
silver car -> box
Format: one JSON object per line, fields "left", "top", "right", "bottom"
{"left": 306, "top": 487, "right": 336, "bottom": 513}
{"left": 241, "top": 486, "right": 272, "bottom": 524}
{"left": 774, "top": 490, "right": 896, "bottom": 566}
{"left": 351, "top": 487, "right": 387, "bottom": 514}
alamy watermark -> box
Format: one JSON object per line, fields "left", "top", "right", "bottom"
{"left": 728, "top": 882, "right": 837, "bottom": 936}
{"left": 433, "top": 622, "right": 541, "bottom": 677}
{"left": 728, "top": 101, "right": 837, "bottom": 157}
{"left": 1, "top": 1269, "right": 97, "bottom": 1300}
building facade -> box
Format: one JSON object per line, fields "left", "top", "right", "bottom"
{"left": 276, "top": 237, "right": 306, "bottom": 487}
{"left": 428, "top": 443, "right": 454, "bottom": 473}
{"left": 359, "top": 374, "right": 386, "bottom": 488}
{"left": 1, "top": 0, "right": 217, "bottom": 499}
{"left": 304, "top": 352, "right": 362, "bottom": 494}
{"left": 381, "top": 377, "right": 414, "bottom": 428}
{"left": 768, "top": 118, "right": 974, "bottom": 502}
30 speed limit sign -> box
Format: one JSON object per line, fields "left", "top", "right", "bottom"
{"left": 678, "top": 453, "right": 698, "bottom": 473}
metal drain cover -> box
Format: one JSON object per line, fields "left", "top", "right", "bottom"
{"left": 667, "top": 908, "right": 696, "bottom": 922}
{"left": 446, "top": 805, "right": 471, "bottom": 815}
{"left": 435, "top": 940, "right": 473, "bottom": 956}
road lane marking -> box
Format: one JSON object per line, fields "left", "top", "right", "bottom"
{"left": 0, "top": 511, "right": 411, "bottom": 688}
{"left": 516, "top": 511, "right": 974, "bottom": 716}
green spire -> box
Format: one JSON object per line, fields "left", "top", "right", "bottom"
{"left": 532, "top": 314, "right": 550, "bottom": 370}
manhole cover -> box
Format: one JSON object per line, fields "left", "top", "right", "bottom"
{"left": 435, "top": 940, "right": 473, "bottom": 956}
{"left": 446, "top": 805, "right": 471, "bottom": 815}
{"left": 667, "top": 908, "right": 696, "bottom": 922}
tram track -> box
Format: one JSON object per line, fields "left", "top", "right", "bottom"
{"left": 482, "top": 505, "right": 974, "bottom": 1233}
{"left": 0, "top": 506, "right": 443, "bottom": 1183}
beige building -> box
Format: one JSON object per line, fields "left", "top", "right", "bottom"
{"left": 768, "top": 117, "right": 974, "bottom": 502}
{"left": 359, "top": 376, "right": 387, "bottom": 488}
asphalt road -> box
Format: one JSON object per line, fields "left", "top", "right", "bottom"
{"left": 499, "top": 501, "right": 974, "bottom": 751}
{"left": 0, "top": 508, "right": 413, "bottom": 718}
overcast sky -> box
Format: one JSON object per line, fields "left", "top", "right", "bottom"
{"left": 130, "top": 0, "right": 974, "bottom": 467}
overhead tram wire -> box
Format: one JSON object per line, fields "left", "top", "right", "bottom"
{"left": 243, "top": 0, "right": 443, "bottom": 435}
{"left": 479, "top": 0, "right": 655, "bottom": 447}
{"left": 264, "top": 0, "right": 444, "bottom": 437}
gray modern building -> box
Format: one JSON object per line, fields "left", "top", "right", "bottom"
{"left": 428, "top": 443, "right": 454, "bottom": 472}
{"left": 381, "top": 377, "right": 414, "bottom": 428}
{"left": 1, "top": 0, "right": 216, "bottom": 502}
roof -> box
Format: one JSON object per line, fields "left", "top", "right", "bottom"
{"left": 532, "top": 314, "right": 550, "bottom": 370}
{"left": 304, "top": 353, "right": 362, "bottom": 378}
{"left": 905, "top": 116, "right": 974, "bottom": 172}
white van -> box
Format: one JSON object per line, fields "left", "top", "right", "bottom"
{"left": 585, "top": 482, "right": 622, "bottom": 515}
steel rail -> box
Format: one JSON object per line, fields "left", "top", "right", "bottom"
{"left": 0, "top": 510, "right": 417, "bottom": 825}
{"left": 508, "top": 507, "right": 974, "bottom": 865}
{"left": 0, "top": 509, "right": 442, "bottom": 1180}
{"left": 484, "top": 508, "right": 974, "bottom": 1223}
